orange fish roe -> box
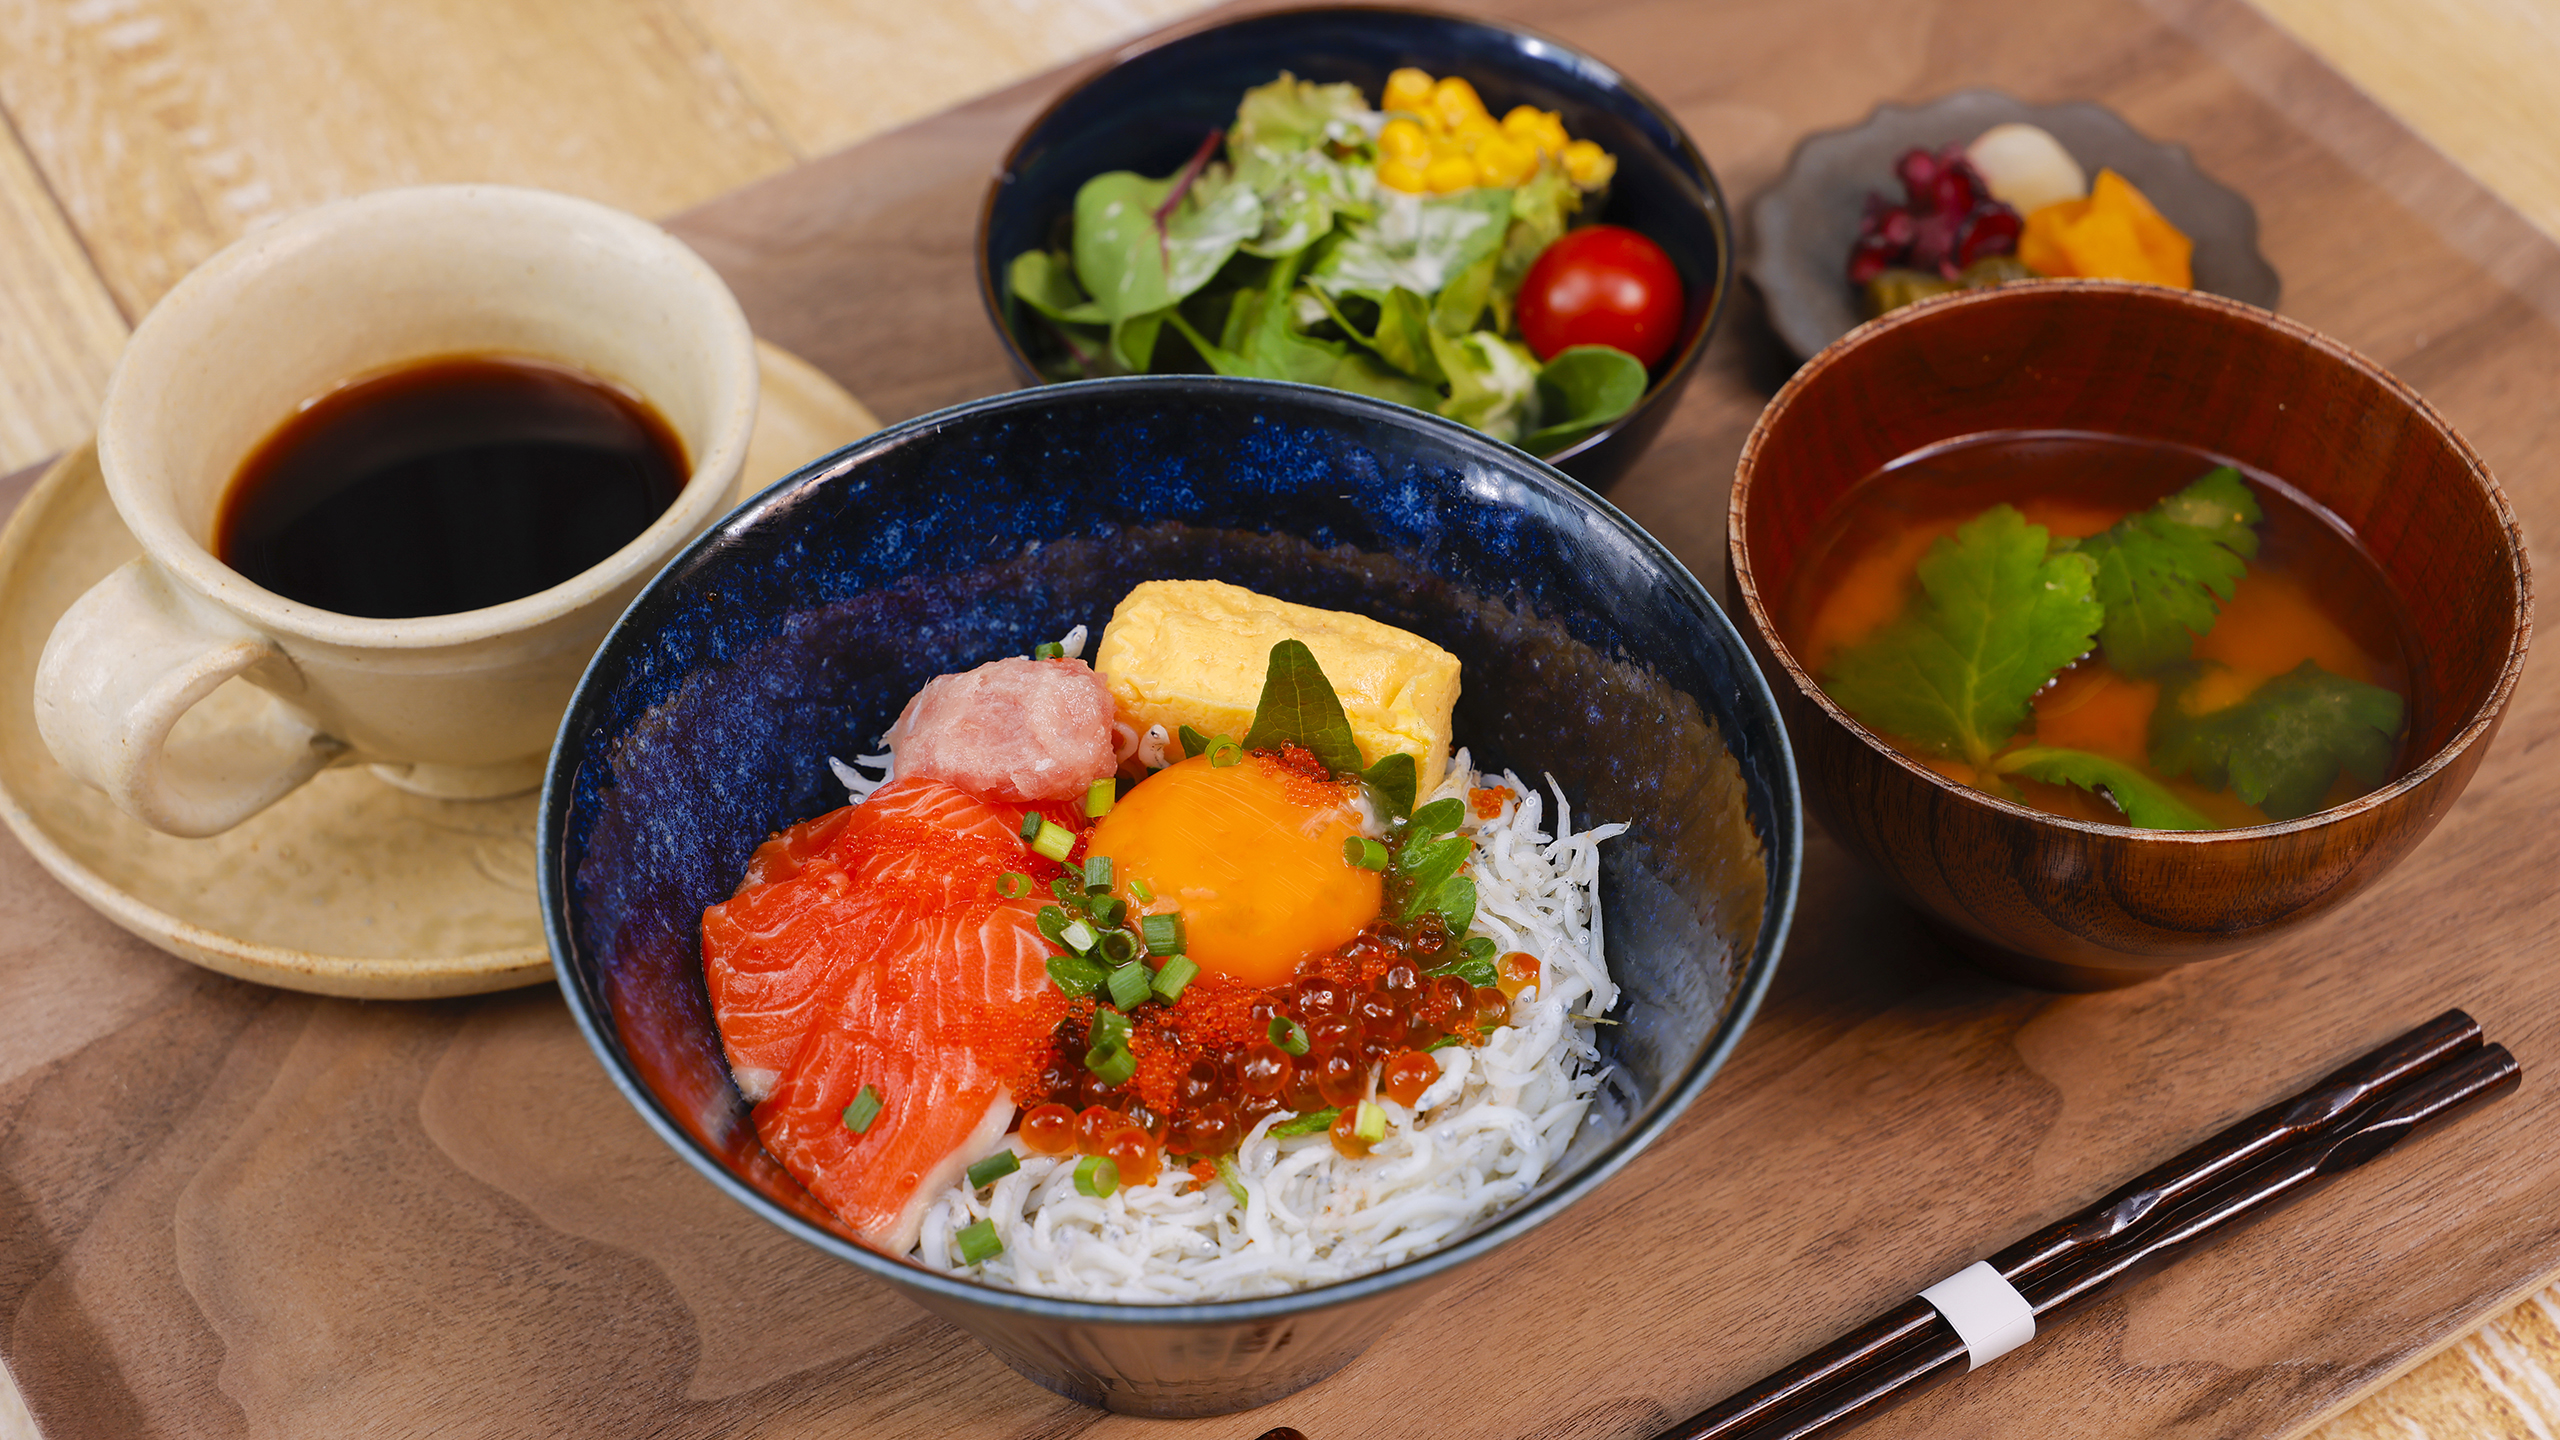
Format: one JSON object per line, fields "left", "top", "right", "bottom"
{"left": 1469, "top": 785, "right": 1511, "bottom": 819}
{"left": 1006, "top": 912, "right": 1505, "bottom": 1163}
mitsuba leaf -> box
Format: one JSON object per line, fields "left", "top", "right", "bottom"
{"left": 1521, "top": 345, "right": 1648, "bottom": 455}
{"left": 1241, "top": 640, "right": 1365, "bottom": 775}
{"left": 1997, "top": 746, "right": 2215, "bottom": 830}
{"left": 1310, "top": 186, "right": 1512, "bottom": 299}
{"left": 1362, "top": 752, "right": 1418, "bottom": 819}
{"left": 1072, "top": 165, "right": 1264, "bottom": 321}
{"left": 1821, "top": 505, "right": 2102, "bottom": 768}
{"left": 2149, "top": 660, "right": 2405, "bottom": 820}
{"left": 1178, "top": 724, "right": 1213, "bottom": 760}
{"left": 2064, "top": 466, "right": 2262, "bottom": 674}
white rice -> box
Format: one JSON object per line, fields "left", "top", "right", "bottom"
{"left": 909, "top": 747, "right": 1626, "bottom": 1301}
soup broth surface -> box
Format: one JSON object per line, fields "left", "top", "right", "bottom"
{"left": 1779, "top": 431, "right": 2415, "bottom": 828}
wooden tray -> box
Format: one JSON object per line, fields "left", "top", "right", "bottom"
{"left": 1, "top": 0, "right": 2552, "bottom": 1435}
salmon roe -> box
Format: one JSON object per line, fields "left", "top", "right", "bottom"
{"left": 1009, "top": 914, "right": 1514, "bottom": 1165}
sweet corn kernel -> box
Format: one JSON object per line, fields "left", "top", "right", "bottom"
{"left": 1473, "top": 133, "right": 1536, "bottom": 186}
{"left": 1379, "top": 117, "right": 1431, "bottom": 162}
{"left": 1428, "top": 134, "right": 1468, "bottom": 164}
{"left": 1501, "top": 105, "right": 1569, "bottom": 156}
{"left": 1378, "top": 157, "right": 1429, "bottom": 193}
{"left": 1430, "top": 76, "right": 1487, "bottom": 130}
{"left": 1562, "top": 138, "right": 1616, "bottom": 188}
{"left": 1449, "top": 113, "right": 1499, "bottom": 152}
{"left": 1382, "top": 67, "right": 1435, "bottom": 115}
{"left": 1423, "top": 154, "right": 1478, "bottom": 193}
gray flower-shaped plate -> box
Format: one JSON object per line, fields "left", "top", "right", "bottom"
{"left": 1747, "top": 90, "right": 2280, "bottom": 360}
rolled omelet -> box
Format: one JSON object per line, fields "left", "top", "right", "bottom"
{"left": 1094, "top": 580, "right": 1462, "bottom": 793}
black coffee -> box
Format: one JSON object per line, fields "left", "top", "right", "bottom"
{"left": 218, "top": 354, "right": 688, "bottom": 619}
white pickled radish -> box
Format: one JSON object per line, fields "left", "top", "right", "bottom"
{"left": 1965, "top": 124, "right": 2088, "bottom": 214}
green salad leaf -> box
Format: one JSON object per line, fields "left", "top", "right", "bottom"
{"left": 1496, "top": 158, "right": 1582, "bottom": 304}
{"left": 1072, "top": 166, "right": 1264, "bottom": 321}
{"left": 2150, "top": 660, "right": 2405, "bottom": 820}
{"left": 2064, "top": 466, "right": 2263, "bottom": 674}
{"left": 1429, "top": 328, "right": 1542, "bottom": 443}
{"left": 1242, "top": 639, "right": 1365, "bottom": 775}
{"left": 1521, "top": 345, "right": 1648, "bottom": 454}
{"left": 1008, "top": 249, "right": 1106, "bottom": 325}
{"left": 1230, "top": 73, "right": 1371, "bottom": 158}
{"left": 1996, "top": 746, "right": 2214, "bottom": 830}
{"left": 1821, "top": 505, "right": 2102, "bottom": 769}
{"left": 1310, "top": 187, "right": 1513, "bottom": 299}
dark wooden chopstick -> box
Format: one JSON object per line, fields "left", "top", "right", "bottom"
{"left": 1656, "top": 1010, "right": 2501, "bottom": 1440}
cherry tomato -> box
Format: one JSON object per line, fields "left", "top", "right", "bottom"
{"left": 1516, "top": 225, "right": 1684, "bottom": 367}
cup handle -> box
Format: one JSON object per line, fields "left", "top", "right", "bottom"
{"left": 34, "top": 559, "right": 344, "bottom": 837}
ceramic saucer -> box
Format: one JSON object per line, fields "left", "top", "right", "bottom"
{"left": 1747, "top": 89, "right": 2281, "bottom": 360}
{"left": 0, "top": 339, "right": 877, "bottom": 999}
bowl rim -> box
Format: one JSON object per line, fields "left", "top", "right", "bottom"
{"left": 1728, "top": 279, "right": 2536, "bottom": 845}
{"left": 969, "top": 2, "right": 1736, "bottom": 473}
{"left": 540, "top": 372, "right": 1802, "bottom": 1325}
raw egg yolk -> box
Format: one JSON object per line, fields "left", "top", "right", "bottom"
{"left": 1087, "top": 753, "right": 1381, "bottom": 987}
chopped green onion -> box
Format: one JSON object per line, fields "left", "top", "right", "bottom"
{"left": 1342, "top": 836, "right": 1389, "bottom": 870}
{"left": 1047, "top": 954, "right": 1106, "bottom": 998}
{"left": 997, "top": 872, "right": 1032, "bottom": 899}
{"left": 841, "top": 1085, "right": 882, "bottom": 1134}
{"left": 1073, "top": 1154, "right": 1120, "bottom": 1197}
{"left": 1207, "top": 736, "right": 1243, "bottom": 768}
{"left": 1272, "top": 1107, "right": 1339, "bottom": 1138}
{"left": 1353, "top": 1100, "right": 1387, "bottom": 1143}
{"left": 1461, "top": 935, "right": 1496, "bottom": 962}
{"left": 1140, "top": 912, "right": 1186, "bottom": 957}
{"left": 1105, "top": 961, "right": 1152, "bottom": 1011}
{"left": 1425, "top": 1034, "right": 1465, "bottom": 1051}
{"left": 1036, "top": 905, "right": 1070, "bottom": 944}
{"left": 966, "top": 1150, "right": 1021, "bottom": 1189}
{"left": 956, "top": 1217, "right": 1005, "bottom": 1263}
{"left": 1129, "top": 878, "right": 1155, "bottom": 903}
{"left": 1088, "top": 895, "right": 1128, "bottom": 930}
{"left": 1089, "top": 1005, "right": 1131, "bottom": 1050}
{"left": 1215, "top": 1154, "right": 1249, "bottom": 1207}
{"left": 1268, "top": 1015, "right": 1310, "bottom": 1056}
{"left": 1085, "top": 1041, "right": 1136, "bottom": 1086}
{"left": 1084, "top": 779, "right": 1117, "bottom": 818}
{"left": 1151, "top": 955, "right": 1199, "bottom": 1002}
{"left": 1083, "top": 855, "right": 1114, "bottom": 892}
{"left": 1033, "top": 642, "right": 1065, "bottom": 661}
{"left": 1029, "top": 819, "right": 1076, "bottom": 863}
{"left": 1098, "top": 927, "right": 1138, "bottom": 966}
{"left": 1060, "top": 918, "right": 1098, "bottom": 954}
{"left": 1019, "top": 813, "right": 1044, "bottom": 841}
{"left": 1410, "top": 797, "right": 1466, "bottom": 837}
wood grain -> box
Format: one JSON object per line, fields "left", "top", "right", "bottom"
{"left": 0, "top": 118, "right": 124, "bottom": 474}
{"left": 0, "top": 0, "right": 2552, "bottom": 1436}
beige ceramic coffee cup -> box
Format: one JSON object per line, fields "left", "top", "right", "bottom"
{"left": 34, "top": 184, "right": 758, "bottom": 838}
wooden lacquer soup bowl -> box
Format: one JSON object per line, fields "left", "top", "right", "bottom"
{"left": 1730, "top": 282, "right": 2531, "bottom": 990}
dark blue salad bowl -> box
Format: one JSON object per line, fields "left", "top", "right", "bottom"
{"left": 539, "top": 377, "right": 1799, "bottom": 1416}
{"left": 977, "top": 5, "right": 1733, "bottom": 493}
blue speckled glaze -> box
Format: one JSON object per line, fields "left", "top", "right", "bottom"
{"left": 974, "top": 6, "right": 1734, "bottom": 492}
{"left": 539, "top": 376, "right": 1799, "bottom": 1417}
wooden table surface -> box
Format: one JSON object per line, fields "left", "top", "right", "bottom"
{"left": 0, "top": 1, "right": 2552, "bottom": 1435}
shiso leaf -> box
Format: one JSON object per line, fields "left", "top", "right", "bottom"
{"left": 1821, "top": 504, "right": 2102, "bottom": 769}
{"left": 1242, "top": 640, "right": 1365, "bottom": 775}
{"left": 2150, "top": 660, "right": 2405, "bottom": 820}
{"left": 2064, "top": 466, "right": 2263, "bottom": 674}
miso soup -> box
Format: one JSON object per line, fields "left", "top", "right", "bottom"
{"left": 1778, "top": 431, "right": 2414, "bottom": 829}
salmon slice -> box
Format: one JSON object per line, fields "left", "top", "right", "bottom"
{"left": 701, "top": 776, "right": 1040, "bottom": 1102}
{"left": 750, "top": 897, "right": 1065, "bottom": 1253}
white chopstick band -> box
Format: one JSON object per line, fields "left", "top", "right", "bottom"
{"left": 1919, "top": 1262, "right": 2036, "bottom": 1370}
